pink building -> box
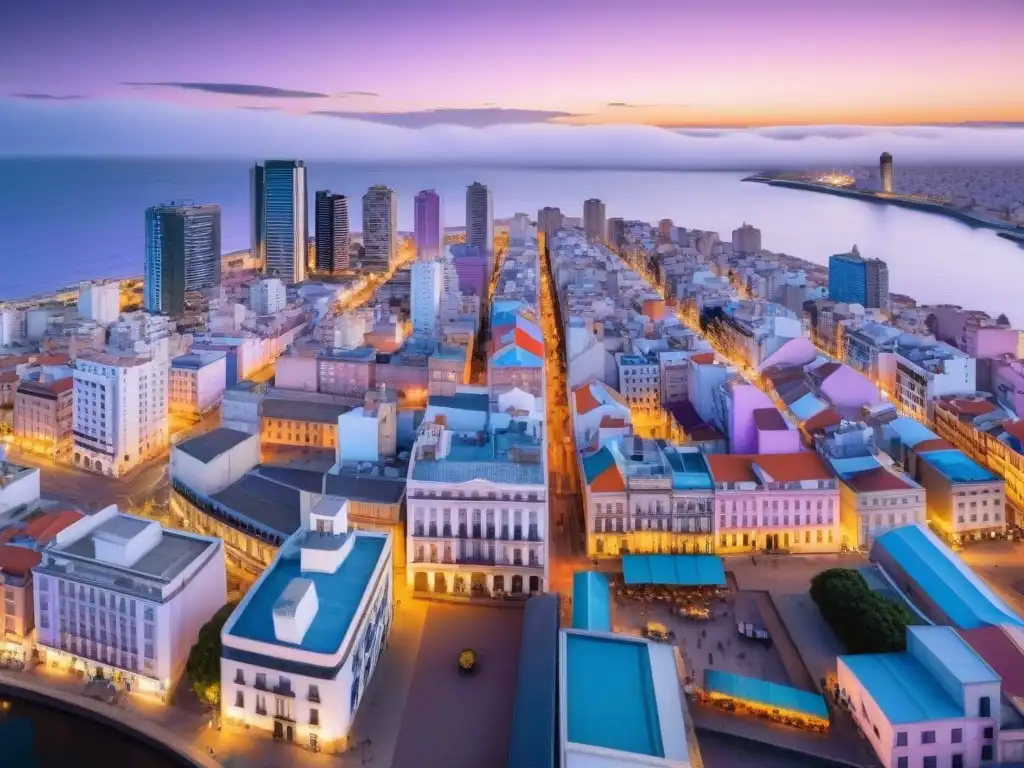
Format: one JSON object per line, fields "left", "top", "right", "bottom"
{"left": 707, "top": 452, "right": 840, "bottom": 554}
{"left": 752, "top": 408, "right": 802, "bottom": 454}
{"left": 317, "top": 347, "right": 377, "bottom": 396}
{"left": 450, "top": 243, "right": 487, "bottom": 297}
{"left": 839, "top": 625, "right": 1004, "bottom": 768}
{"left": 964, "top": 322, "right": 1019, "bottom": 360}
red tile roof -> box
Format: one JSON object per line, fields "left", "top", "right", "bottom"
{"left": 0, "top": 544, "right": 42, "bottom": 576}
{"left": 1003, "top": 421, "right": 1024, "bottom": 442}
{"left": 843, "top": 466, "right": 915, "bottom": 493}
{"left": 913, "top": 438, "right": 954, "bottom": 454}
{"left": 573, "top": 383, "right": 602, "bottom": 415}
{"left": 690, "top": 352, "right": 715, "bottom": 365}
{"left": 0, "top": 372, "right": 19, "bottom": 384}
{"left": 706, "top": 455, "right": 758, "bottom": 483}
{"left": 802, "top": 408, "right": 842, "bottom": 436}
{"left": 754, "top": 452, "right": 834, "bottom": 482}
{"left": 960, "top": 626, "right": 1024, "bottom": 701}
{"left": 599, "top": 416, "right": 628, "bottom": 428}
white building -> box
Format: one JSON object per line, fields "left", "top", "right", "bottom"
{"left": 570, "top": 378, "right": 632, "bottom": 447}
{"left": 465, "top": 182, "right": 493, "bottom": 277}
{"left": 406, "top": 403, "right": 548, "bottom": 598}
{"left": 33, "top": 505, "right": 226, "bottom": 697}
{"left": 615, "top": 352, "right": 661, "bottom": 408}
{"left": 78, "top": 281, "right": 121, "bottom": 325}
{"left": 362, "top": 186, "right": 398, "bottom": 275}
{"left": 0, "top": 459, "right": 41, "bottom": 515}
{"left": 879, "top": 340, "right": 977, "bottom": 421}
{"left": 220, "top": 500, "right": 393, "bottom": 753}
{"left": 839, "top": 625, "right": 1003, "bottom": 768}
{"left": 73, "top": 347, "right": 169, "bottom": 478}
{"left": 410, "top": 259, "right": 442, "bottom": 336}
{"left": 335, "top": 389, "right": 398, "bottom": 465}
{"left": 170, "top": 427, "right": 260, "bottom": 497}
{"left": 221, "top": 381, "right": 267, "bottom": 435}
{"left": 169, "top": 351, "right": 227, "bottom": 417}
{"left": 249, "top": 278, "right": 287, "bottom": 317}
{"left": 509, "top": 212, "right": 534, "bottom": 245}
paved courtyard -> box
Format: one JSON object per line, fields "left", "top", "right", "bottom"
{"left": 391, "top": 603, "right": 525, "bottom": 768}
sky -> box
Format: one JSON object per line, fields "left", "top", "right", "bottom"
{"left": 2, "top": 0, "right": 1023, "bottom": 159}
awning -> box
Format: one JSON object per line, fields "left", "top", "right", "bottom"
{"left": 704, "top": 669, "right": 829, "bottom": 721}
{"left": 622, "top": 554, "right": 726, "bottom": 587}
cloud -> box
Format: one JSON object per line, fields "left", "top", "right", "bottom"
{"left": 608, "top": 102, "right": 689, "bottom": 109}
{"left": 4, "top": 100, "right": 1024, "bottom": 169}
{"left": 123, "top": 82, "right": 330, "bottom": 98}
{"left": 10, "top": 92, "right": 86, "bottom": 101}
{"left": 309, "top": 107, "right": 582, "bottom": 128}
{"left": 337, "top": 91, "right": 380, "bottom": 98}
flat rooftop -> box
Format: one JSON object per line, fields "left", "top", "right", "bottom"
{"left": 261, "top": 397, "right": 351, "bottom": 424}
{"left": 227, "top": 533, "right": 388, "bottom": 654}
{"left": 412, "top": 428, "right": 544, "bottom": 486}
{"left": 210, "top": 474, "right": 303, "bottom": 537}
{"left": 561, "top": 631, "right": 689, "bottom": 766}
{"left": 919, "top": 448, "right": 998, "bottom": 484}
{"left": 175, "top": 427, "right": 253, "bottom": 464}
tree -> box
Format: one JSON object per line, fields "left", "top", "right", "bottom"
{"left": 185, "top": 602, "right": 238, "bottom": 706}
{"left": 810, "top": 568, "right": 910, "bottom": 654}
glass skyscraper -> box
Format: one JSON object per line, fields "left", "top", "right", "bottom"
{"left": 251, "top": 160, "right": 307, "bottom": 283}
{"left": 144, "top": 203, "right": 221, "bottom": 315}
{"left": 828, "top": 247, "right": 890, "bottom": 310}
{"left": 414, "top": 189, "right": 442, "bottom": 261}
{"left": 315, "top": 190, "right": 350, "bottom": 273}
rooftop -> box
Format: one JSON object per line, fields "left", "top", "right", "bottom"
{"left": 841, "top": 465, "right": 917, "bottom": 493}
{"left": 752, "top": 408, "right": 789, "bottom": 431}
{"left": 210, "top": 474, "right": 303, "bottom": 537}
{"left": 175, "top": 427, "right": 253, "bottom": 464}
{"left": 919, "top": 449, "right": 998, "bottom": 484}
{"left": 572, "top": 572, "right": 611, "bottom": 633}
{"left": 0, "top": 544, "right": 42, "bottom": 577}
{"left": 261, "top": 397, "right": 351, "bottom": 424}
{"left": 428, "top": 392, "right": 490, "bottom": 413}
{"left": 411, "top": 426, "right": 545, "bottom": 486}
{"left": 254, "top": 465, "right": 407, "bottom": 506}
{"left": 706, "top": 453, "right": 833, "bottom": 485}
{"left": 227, "top": 532, "right": 388, "bottom": 654}
{"left": 873, "top": 524, "right": 1023, "bottom": 630}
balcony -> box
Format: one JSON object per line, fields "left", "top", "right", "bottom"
{"left": 273, "top": 683, "right": 295, "bottom": 698}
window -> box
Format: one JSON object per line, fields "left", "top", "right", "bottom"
{"left": 983, "top": 727, "right": 994, "bottom": 739}
{"left": 896, "top": 758, "right": 907, "bottom": 768}
{"left": 922, "top": 758, "right": 936, "bottom": 768}
{"left": 309, "top": 684, "right": 320, "bottom": 703}
{"left": 982, "top": 745, "right": 994, "bottom": 761}
{"left": 255, "top": 673, "right": 267, "bottom": 690}
{"left": 895, "top": 732, "right": 908, "bottom": 747}
{"left": 980, "top": 696, "right": 991, "bottom": 718}
{"left": 951, "top": 755, "right": 963, "bottom": 768}
{"left": 921, "top": 731, "right": 935, "bottom": 744}
{"left": 951, "top": 727, "right": 962, "bottom": 743}
{"left": 310, "top": 708, "right": 319, "bottom": 726}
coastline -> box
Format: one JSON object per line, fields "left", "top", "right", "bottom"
{"left": 742, "top": 175, "right": 1024, "bottom": 237}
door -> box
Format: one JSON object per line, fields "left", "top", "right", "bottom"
{"left": 286, "top": 725, "right": 294, "bottom": 742}
{"left": 413, "top": 572, "right": 428, "bottom": 592}
{"left": 273, "top": 721, "right": 283, "bottom": 739}
{"left": 511, "top": 575, "right": 523, "bottom": 594}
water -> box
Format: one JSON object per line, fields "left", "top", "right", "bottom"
{"left": 1, "top": 159, "right": 1021, "bottom": 321}
{"left": 0, "top": 694, "right": 187, "bottom": 767}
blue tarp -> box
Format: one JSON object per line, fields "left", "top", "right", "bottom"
{"left": 573, "top": 571, "right": 611, "bottom": 632}
{"left": 622, "top": 555, "right": 726, "bottom": 587}
{"left": 704, "top": 669, "right": 829, "bottom": 720}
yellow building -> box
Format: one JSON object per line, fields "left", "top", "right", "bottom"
{"left": 260, "top": 398, "right": 352, "bottom": 450}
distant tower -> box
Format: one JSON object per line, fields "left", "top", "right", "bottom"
{"left": 583, "top": 198, "right": 606, "bottom": 242}
{"left": 145, "top": 202, "right": 221, "bottom": 315}
{"left": 251, "top": 160, "right": 307, "bottom": 284}
{"left": 880, "top": 152, "right": 893, "bottom": 194}
{"left": 414, "top": 189, "right": 443, "bottom": 261}
{"left": 314, "top": 191, "right": 350, "bottom": 273}
{"left": 362, "top": 185, "right": 398, "bottom": 275}
{"left": 465, "top": 182, "right": 494, "bottom": 280}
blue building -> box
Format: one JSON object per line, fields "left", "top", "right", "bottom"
{"left": 251, "top": 160, "right": 307, "bottom": 284}
{"left": 144, "top": 202, "right": 221, "bottom": 315}
{"left": 828, "top": 247, "right": 889, "bottom": 310}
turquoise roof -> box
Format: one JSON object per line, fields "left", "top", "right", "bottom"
{"left": 228, "top": 533, "right": 389, "bottom": 654}
{"left": 840, "top": 653, "right": 962, "bottom": 723}
{"left": 581, "top": 446, "right": 618, "bottom": 484}
{"left": 491, "top": 345, "right": 544, "bottom": 368}
{"left": 919, "top": 449, "right": 998, "bottom": 484}
{"left": 831, "top": 455, "right": 888, "bottom": 478}
{"left": 873, "top": 524, "right": 1024, "bottom": 630}
{"left": 565, "top": 633, "right": 664, "bottom": 757}
{"left": 572, "top": 572, "right": 611, "bottom": 632}
{"left": 888, "top": 417, "right": 939, "bottom": 448}
{"left": 908, "top": 625, "right": 1000, "bottom": 686}
{"left": 623, "top": 554, "right": 726, "bottom": 587}
{"left": 703, "top": 670, "right": 829, "bottom": 720}
{"left": 790, "top": 392, "right": 828, "bottom": 421}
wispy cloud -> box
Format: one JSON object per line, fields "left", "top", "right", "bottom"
{"left": 308, "top": 107, "right": 583, "bottom": 128}
{"left": 123, "top": 82, "right": 330, "bottom": 98}
{"left": 337, "top": 91, "right": 380, "bottom": 98}
{"left": 10, "top": 92, "right": 86, "bottom": 101}
{"left": 607, "top": 102, "right": 689, "bottom": 109}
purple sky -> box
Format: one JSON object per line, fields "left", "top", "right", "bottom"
{"left": 3, "top": 0, "right": 1023, "bottom": 128}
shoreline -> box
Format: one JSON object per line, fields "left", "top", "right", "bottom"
{"left": 743, "top": 175, "right": 1024, "bottom": 236}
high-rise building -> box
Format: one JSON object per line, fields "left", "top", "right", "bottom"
{"left": 828, "top": 246, "right": 890, "bottom": 310}
{"left": 248, "top": 277, "right": 287, "bottom": 316}
{"left": 732, "top": 223, "right": 762, "bottom": 254}
{"left": 509, "top": 212, "right": 534, "bottom": 245}
{"left": 314, "top": 191, "right": 350, "bottom": 273}
{"left": 466, "top": 182, "right": 493, "bottom": 278}
{"left": 538, "top": 207, "right": 564, "bottom": 245}
{"left": 144, "top": 203, "right": 221, "bottom": 316}
{"left": 411, "top": 259, "right": 442, "bottom": 335}
{"left": 78, "top": 281, "right": 121, "bottom": 325}
{"left": 658, "top": 219, "right": 674, "bottom": 243}
{"left": 880, "top": 152, "right": 894, "bottom": 194}
{"left": 583, "top": 198, "right": 606, "bottom": 242}
{"left": 251, "top": 160, "right": 307, "bottom": 284}
{"left": 607, "top": 217, "right": 626, "bottom": 250}
{"left": 362, "top": 185, "right": 398, "bottom": 274}
{"left": 414, "top": 189, "right": 443, "bottom": 261}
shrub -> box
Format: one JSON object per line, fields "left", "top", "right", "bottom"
{"left": 810, "top": 568, "right": 910, "bottom": 654}
{"left": 185, "top": 602, "right": 237, "bottom": 706}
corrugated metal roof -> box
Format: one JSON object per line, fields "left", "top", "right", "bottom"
{"left": 507, "top": 594, "right": 559, "bottom": 768}
{"left": 623, "top": 554, "right": 726, "bottom": 587}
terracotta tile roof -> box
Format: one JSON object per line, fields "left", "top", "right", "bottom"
{"left": 1004, "top": 421, "right": 1024, "bottom": 442}
{"left": 938, "top": 397, "right": 1002, "bottom": 419}
{"left": 914, "top": 437, "right": 954, "bottom": 454}
{"left": 690, "top": 352, "right": 715, "bottom": 365}
{"left": 843, "top": 466, "right": 915, "bottom": 493}
{"left": 599, "top": 416, "right": 628, "bottom": 428}
{"left": 0, "top": 354, "right": 33, "bottom": 370}
{"left": 23, "top": 508, "right": 83, "bottom": 543}
{"left": 688, "top": 425, "right": 725, "bottom": 442}
{"left": 0, "top": 372, "right": 18, "bottom": 384}
{"left": 706, "top": 455, "right": 758, "bottom": 483}
{"left": 0, "top": 544, "right": 42, "bottom": 576}
{"left": 572, "top": 383, "right": 602, "bottom": 415}
{"left": 753, "top": 408, "right": 788, "bottom": 431}
{"left": 802, "top": 408, "right": 842, "bottom": 436}
{"left": 34, "top": 354, "right": 71, "bottom": 366}
{"left": 754, "top": 452, "right": 834, "bottom": 482}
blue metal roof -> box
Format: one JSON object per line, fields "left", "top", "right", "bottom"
{"left": 839, "top": 653, "right": 962, "bottom": 723}
{"left": 888, "top": 417, "right": 939, "bottom": 448}
{"left": 919, "top": 449, "right": 998, "bottom": 484}
{"left": 872, "top": 524, "right": 1024, "bottom": 630}
{"left": 622, "top": 554, "right": 726, "bottom": 587}
{"left": 789, "top": 392, "right": 828, "bottom": 421}
{"left": 507, "top": 595, "right": 558, "bottom": 768}
{"left": 572, "top": 572, "right": 611, "bottom": 632}
{"left": 581, "top": 446, "right": 618, "bottom": 484}
{"left": 491, "top": 345, "right": 544, "bottom": 368}
{"left": 703, "top": 670, "right": 829, "bottom": 720}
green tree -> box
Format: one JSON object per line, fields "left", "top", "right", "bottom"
{"left": 810, "top": 568, "right": 910, "bottom": 654}
{"left": 186, "top": 602, "right": 237, "bottom": 706}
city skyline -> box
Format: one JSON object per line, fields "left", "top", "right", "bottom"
{"left": 3, "top": 0, "right": 1023, "bottom": 132}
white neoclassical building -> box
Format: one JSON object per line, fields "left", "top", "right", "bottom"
{"left": 406, "top": 393, "right": 548, "bottom": 599}
{"left": 220, "top": 498, "right": 392, "bottom": 754}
